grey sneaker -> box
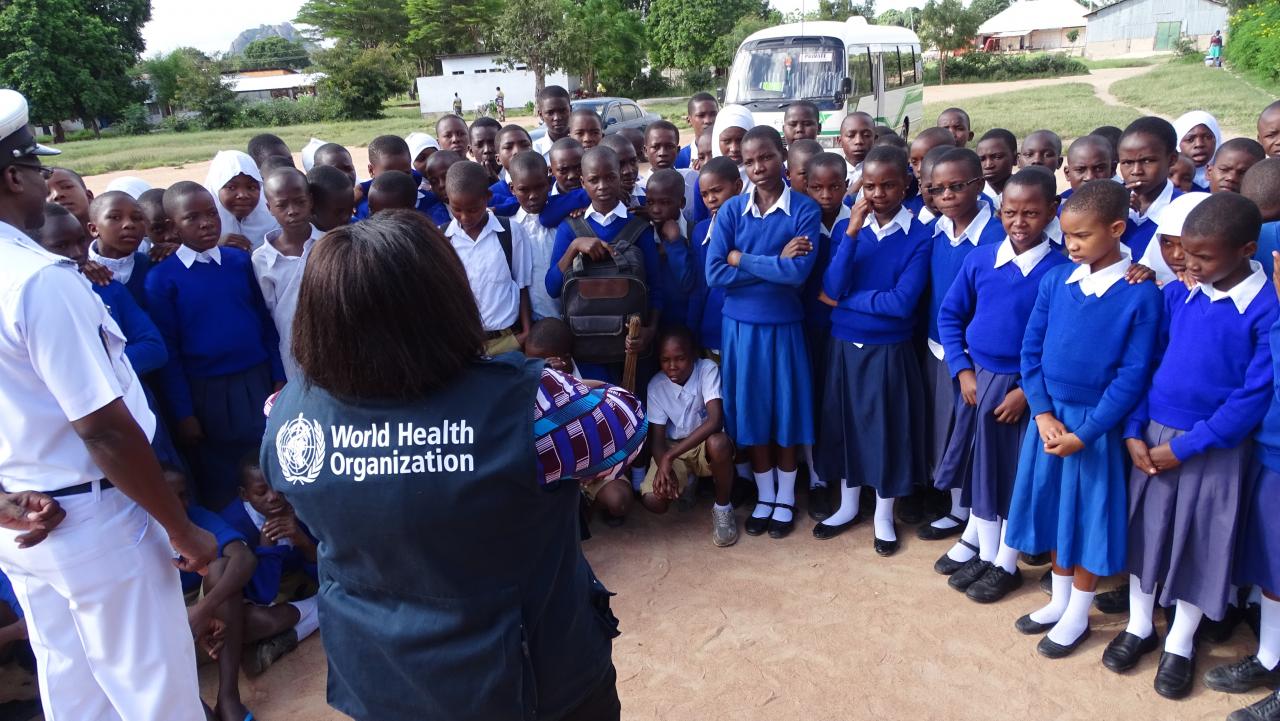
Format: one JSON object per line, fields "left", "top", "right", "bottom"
{"left": 243, "top": 628, "right": 298, "bottom": 677}
{"left": 712, "top": 505, "right": 739, "bottom": 547}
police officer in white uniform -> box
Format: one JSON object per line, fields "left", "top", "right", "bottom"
{"left": 0, "top": 89, "right": 216, "bottom": 721}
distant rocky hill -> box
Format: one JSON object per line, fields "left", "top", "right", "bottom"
{"left": 229, "top": 23, "right": 311, "bottom": 55}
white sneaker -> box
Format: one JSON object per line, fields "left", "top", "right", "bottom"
{"left": 712, "top": 505, "right": 738, "bottom": 547}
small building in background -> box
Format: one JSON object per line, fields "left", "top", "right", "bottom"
{"left": 417, "top": 53, "right": 580, "bottom": 115}
{"left": 1085, "top": 0, "right": 1227, "bottom": 58}
{"left": 977, "top": 0, "right": 1089, "bottom": 54}
{"left": 223, "top": 69, "right": 324, "bottom": 103}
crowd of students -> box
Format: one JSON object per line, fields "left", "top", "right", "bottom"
{"left": 6, "top": 83, "right": 1280, "bottom": 720}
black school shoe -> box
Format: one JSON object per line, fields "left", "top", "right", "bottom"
{"left": 917, "top": 513, "right": 967, "bottom": 541}
{"left": 1037, "top": 627, "right": 1091, "bottom": 659}
{"left": 767, "top": 503, "right": 796, "bottom": 539}
{"left": 745, "top": 503, "right": 775, "bottom": 536}
{"left": 874, "top": 526, "right": 900, "bottom": 557}
{"left": 1101, "top": 631, "right": 1159, "bottom": 673}
{"left": 948, "top": 558, "right": 991, "bottom": 592}
{"left": 1205, "top": 655, "right": 1280, "bottom": 693}
{"left": 1229, "top": 691, "right": 1280, "bottom": 721}
{"left": 813, "top": 512, "right": 864, "bottom": 540}
{"left": 897, "top": 493, "right": 925, "bottom": 524}
{"left": 1022, "top": 551, "right": 1051, "bottom": 566}
{"left": 934, "top": 539, "right": 978, "bottom": 575}
{"left": 1094, "top": 584, "right": 1130, "bottom": 614}
{"left": 807, "top": 485, "right": 832, "bottom": 522}
{"left": 1015, "top": 613, "right": 1054, "bottom": 635}
{"left": 1039, "top": 569, "right": 1053, "bottom": 595}
{"left": 966, "top": 566, "right": 1024, "bottom": 604}
{"left": 1154, "top": 650, "right": 1197, "bottom": 699}
{"left": 1198, "top": 604, "right": 1244, "bottom": 644}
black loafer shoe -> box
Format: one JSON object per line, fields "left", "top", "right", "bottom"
{"left": 917, "top": 513, "right": 967, "bottom": 541}
{"left": 1228, "top": 691, "right": 1280, "bottom": 721}
{"left": 874, "top": 533, "right": 900, "bottom": 557}
{"left": 897, "top": 494, "right": 924, "bottom": 524}
{"left": 1022, "top": 551, "right": 1051, "bottom": 566}
{"left": 1205, "top": 655, "right": 1280, "bottom": 694}
{"left": 1039, "top": 568, "right": 1054, "bottom": 595}
{"left": 813, "top": 513, "right": 864, "bottom": 540}
{"left": 745, "top": 503, "right": 774, "bottom": 536}
{"left": 1094, "top": 585, "right": 1130, "bottom": 614}
{"left": 1016, "top": 613, "right": 1055, "bottom": 635}
{"left": 807, "top": 486, "right": 832, "bottom": 521}
{"left": 1154, "top": 651, "right": 1196, "bottom": 699}
{"left": 1101, "top": 631, "right": 1159, "bottom": 673}
{"left": 948, "top": 558, "right": 991, "bottom": 592}
{"left": 966, "top": 566, "right": 1024, "bottom": 604}
{"left": 1037, "top": 628, "right": 1091, "bottom": 659}
{"left": 933, "top": 539, "right": 978, "bottom": 575}
{"left": 1198, "top": 604, "right": 1243, "bottom": 644}
{"left": 767, "top": 503, "right": 796, "bottom": 539}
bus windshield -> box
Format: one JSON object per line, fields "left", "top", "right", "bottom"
{"left": 726, "top": 36, "right": 845, "bottom": 111}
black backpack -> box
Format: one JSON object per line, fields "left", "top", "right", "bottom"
{"left": 560, "top": 216, "right": 650, "bottom": 364}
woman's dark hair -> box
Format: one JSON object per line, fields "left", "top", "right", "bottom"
{"left": 292, "top": 210, "right": 485, "bottom": 399}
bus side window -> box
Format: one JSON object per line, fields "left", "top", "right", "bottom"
{"left": 898, "top": 46, "right": 917, "bottom": 85}
{"left": 885, "top": 48, "right": 903, "bottom": 90}
{"left": 847, "top": 46, "right": 873, "bottom": 99}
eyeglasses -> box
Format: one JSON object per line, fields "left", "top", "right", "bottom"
{"left": 7, "top": 162, "right": 53, "bottom": 180}
{"left": 926, "top": 177, "right": 982, "bottom": 196}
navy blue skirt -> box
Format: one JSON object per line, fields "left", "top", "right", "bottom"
{"left": 933, "top": 365, "right": 1026, "bottom": 519}
{"left": 818, "top": 339, "right": 925, "bottom": 497}
{"left": 189, "top": 362, "right": 272, "bottom": 508}
{"left": 1235, "top": 455, "right": 1280, "bottom": 595}
{"left": 720, "top": 318, "right": 814, "bottom": 448}
{"left": 922, "top": 351, "right": 956, "bottom": 479}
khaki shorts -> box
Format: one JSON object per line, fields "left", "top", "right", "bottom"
{"left": 582, "top": 475, "right": 627, "bottom": 502}
{"left": 485, "top": 329, "right": 521, "bottom": 356}
{"left": 640, "top": 441, "right": 714, "bottom": 496}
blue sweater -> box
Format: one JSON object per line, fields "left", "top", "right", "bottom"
{"left": 488, "top": 179, "right": 520, "bottom": 217}
{"left": 1056, "top": 187, "right": 1074, "bottom": 216}
{"left": 658, "top": 225, "right": 698, "bottom": 329}
{"left": 94, "top": 280, "right": 168, "bottom": 375}
{"left": 537, "top": 188, "right": 591, "bottom": 228}
{"left": 545, "top": 211, "right": 663, "bottom": 309}
{"left": 804, "top": 215, "right": 847, "bottom": 330}
{"left": 1125, "top": 279, "right": 1278, "bottom": 460}
{"left": 145, "top": 248, "right": 284, "bottom": 420}
{"left": 687, "top": 218, "right": 724, "bottom": 350}
{"left": 1122, "top": 184, "right": 1183, "bottom": 259}
{"left": 1020, "top": 264, "right": 1162, "bottom": 445}
{"left": 675, "top": 143, "right": 693, "bottom": 170}
{"left": 118, "top": 251, "right": 154, "bottom": 309}
{"left": 823, "top": 212, "right": 932, "bottom": 344}
{"left": 927, "top": 211, "right": 1005, "bottom": 343}
{"left": 1255, "top": 221, "right": 1280, "bottom": 275}
{"left": 938, "top": 242, "right": 1070, "bottom": 377}
{"left": 705, "top": 189, "right": 822, "bottom": 325}
{"left": 1254, "top": 317, "right": 1280, "bottom": 472}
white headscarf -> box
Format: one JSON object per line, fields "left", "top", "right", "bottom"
{"left": 301, "top": 138, "right": 330, "bottom": 172}
{"left": 104, "top": 176, "right": 152, "bottom": 199}
{"left": 1139, "top": 191, "right": 1210, "bottom": 285}
{"left": 204, "top": 150, "right": 279, "bottom": 250}
{"left": 406, "top": 132, "right": 440, "bottom": 162}
{"left": 1173, "top": 111, "right": 1223, "bottom": 188}
{"left": 710, "top": 104, "right": 755, "bottom": 160}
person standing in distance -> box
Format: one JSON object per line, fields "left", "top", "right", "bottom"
{"left": 0, "top": 89, "right": 216, "bottom": 721}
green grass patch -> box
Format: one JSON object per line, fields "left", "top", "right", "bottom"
{"left": 1109, "top": 61, "right": 1276, "bottom": 137}
{"left": 925, "top": 82, "right": 1138, "bottom": 140}
{"left": 1080, "top": 56, "right": 1164, "bottom": 70}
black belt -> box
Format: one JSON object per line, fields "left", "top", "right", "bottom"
{"left": 48, "top": 479, "right": 114, "bottom": 498}
{"left": 486, "top": 326, "right": 515, "bottom": 340}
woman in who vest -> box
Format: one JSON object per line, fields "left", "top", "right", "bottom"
{"left": 261, "top": 210, "right": 647, "bottom": 721}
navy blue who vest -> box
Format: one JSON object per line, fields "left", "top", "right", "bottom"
{"left": 261, "top": 355, "right": 617, "bottom": 720}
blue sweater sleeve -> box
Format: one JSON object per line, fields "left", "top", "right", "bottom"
{"left": 1074, "top": 285, "right": 1162, "bottom": 445}
{"left": 545, "top": 223, "right": 575, "bottom": 298}
{"left": 539, "top": 189, "right": 590, "bottom": 228}
{"left": 736, "top": 201, "right": 821, "bottom": 288}
{"left": 111, "top": 285, "right": 168, "bottom": 375}
{"left": 1020, "top": 273, "right": 1054, "bottom": 419}
{"left": 823, "top": 227, "right": 860, "bottom": 300}
{"left": 1170, "top": 303, "right": 1280, "bottom": 459}
{"left": 636, "top": 226, "right": 664, "bottom": 311}
{"left": 938, "top": 257, "right": 978, "bottom": 378}
{"left": 663, "top": 236, "right": 697, "bottom": 297}
{"left": 145, "top": 263, "right": 195, "bottom": 420}
{"left": 830, "top": 230, "right": 930, "bottom": 319}
{"left": 1125, "top": 287, "right": 1175, "bottom": 439}
{"left": 705, "top": 202, "right": 759, "bottom": 290}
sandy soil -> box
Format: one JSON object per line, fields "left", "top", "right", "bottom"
{"left": 195, "top": 498, "right": 1263, "bottom": 721}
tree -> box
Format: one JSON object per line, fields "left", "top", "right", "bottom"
{"left": 647, "top": 0, "right": 772, "bottom": 72}
{"left": 174, "top": 59, "right": 240, "bottom": 129}
{"left": 563, "top": 0, "right": 646, "bottom": 92}
{"left": 491, "top": 0, "right": 569, "bottom": 95}
{"left": 721, "top": 10, "right": 785, "bottom": 71}
{"left": 0, "top": 0, "right": 150, "bottom": 140}
{"left": 968, "top": 0, "right": 1011, "bottom": 24}
{"left": 876, "top": 8, "right": 918, "bottom": 28}
{"left": 295, "top": 0, "right": 408, "bottom": 48}
{"left": 814, "top": 0, "right": 875, "bottom": 21}
{"left": 138, "top": 48, "right": 207, "bottom": 117}
{"left": 238, "top": 36, "right": 312, "bottom": 71}
{"left": 316, "top": 44, "right": 406, "bottom": 119}
{"left": 406, "top": 0, "right": 501, "bottom": 61}
{"left": 919, "top": 0, "right": 978, "bottom": 84}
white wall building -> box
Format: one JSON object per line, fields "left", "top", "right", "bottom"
{"left": 417, "top": 53, "right": 579, "bottom": 115}
{"left": 977, "top": 0, "right": 1089, "bottom": 53}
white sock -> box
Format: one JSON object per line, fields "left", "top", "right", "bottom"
{"left": 931, "top": 488, "right": 970, "bottom": 529}
{"left": 803, "top": 445, "right": 825, "bottom": 488}
{"left": 289, "top": 596, "right": 320, "bottom": 641}
{"left": 1030, "top": 572, "right": 1074, "bottom": 625}
{"left": 713, "top": 502, "right": 732, "bottom": 513}
{"left": 1164, "top": 600, "right": 1203, "bottom": 658}
{"left": 946, "top": 514, "right": 980, "bottom": 562}
{"left": 973, "top": 515, "right": 1000, "bottom": 563}
{"left": 1125, "top": 575, "right": 1156, "bottom": 639}
{"left": 1229, "top": 584, "right": 1241, "bottom": 607}
{"left": 1251, "top": 585, "right": 1264, "bottom": 605}
{"left": 993, "top": 520, "right": 1019, "bottom": 574}
{"left": 773, "top": 469, "right": 797, "bottom": 523}
{"left": 630, "top": 466, "right": 646, "bottom": 491}
{"left": 821, "top": 482, "right": 861, "bottom": 525}
{"left": 735, "top": 462, "right": 751, "bottom": 479}
{"left": 752, "top": 470, "right": 776, "bottom": 519}
{"left": 873, "top": 493, "right": 896, "bottom": 541}
{"left": 1047, "top": 585, "right": 1095, "bottom": 646}
{"left": 1258, "top": 596, "right": 1280, "bottom": 670}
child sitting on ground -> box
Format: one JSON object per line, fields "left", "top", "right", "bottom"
{"left": 255, "top": 167, "right": 323, "bottom": 381}
{"left": 640, "top": 327, "right": 738, "bottom": 548}
{"left": 204, "top": 150, "right": 279, "bottom": 251}
{"left": 308, "top": 165, "right": 356, "bottom": 232}
{"left": 524, "top": 317, "right": 580, "bottom": 376}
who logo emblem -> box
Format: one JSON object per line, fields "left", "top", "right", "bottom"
{"left": 276, "top": 413, "right": 326, "bottom": 484}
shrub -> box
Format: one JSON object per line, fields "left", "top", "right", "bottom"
{"left": 1173, "top": 35, "right": 1200, "bottom": 58}
{"left": 1227, "top": 3, "right": 1280, "bottom": 82}
{"left": 117, "top": 103, "right": 152, "bottom": 135}
{"left": 237, "top": 95, "right": 336, "bottom": 127}
{"left": 316, "top": 44, "right": 407, "bottom": 121}
{"left": 616, "top": 69, "right": 672, "bottom": 99}
{"left": 923, "top": 52, "right": 1088, "bottom": 84}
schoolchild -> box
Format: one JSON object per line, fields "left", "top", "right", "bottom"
{"left": 695, "top": 128, "right": 714, "bottom": 170}
{"left": 549, "top": 137, "right": 585, "bottom": 196}
{"left": 1209, "top": 137, "right": 1266, "bottom": 194}
{"left": 508, "top": 150, "right": 566, "bottom": 321}
{"left": 786, "top": 139, "right": 824, "bottom": 195}
{"left": 783, "top": 100, "right": 821, "bottom": 145}
{"left": 307, "top": 165, "right": 356, "bottom": 232}
{"left": 353, "top": 135, "right": 416, "bottom": 221}
{"left": 1019, "top": 130, "right": 1064, "bottom": 172}
{"left": 938, "top": 107, "right": 975, "bottom": 148}
{"left": 1004, "top": 179, "right": 1162, "bottom": 659}
{"left": 312, "top": 142, "right": 358, "bottom": 185}
{"left": 710, "top": 104, "right": 755, "bottom": 183}
{"left": 469, "top": 116, "right": 503, "bottom": 181}
{"left": 1260, "top": 100, "right": 1280, "bottom": 158}
{"left": 532, "top": 85, "right": 573, "bottom": 158}
{"left": 645, "top": 169, "right": 695, "bottom": 329}
{"left": 204, "top": 150, "right": 279, "bottom": 251}
{"left": 46, "top": 167, "right": 92, "bottom": 229}
{"left": 688, "top": 157, "right": 744, "bottom": 357}
{"left": 677, "top": 93, "right": 720, "bottom": 169}
{"left": 976, "top": 128, "right": 1017, "bottom": 201}
{"left": 1136, "top": 192, "right": 1210, "bottom": 287}
{"left": 86, "top": 190, "right": 154, "bottom": 306}
{"left": 602, "top": 134, "right": 644, "bottom": 206}
{"left": 1171, "top": 154, "right": 1197, "bottom": 194}
{"left": 367, "top": 171, "right": 420, "bottom": 215}
{"left": 1173, "top": 111, "right": 1222, "bottom": 192}
{"left": 1118, "top": 117, "right": 1183, "bottom": 259}
{"left": 423, "top": 151, "right": 464, "bottom": 224}
{"left": 569, "top": 109, "right": 605, "bottom": 150}
{"left": 255, "top": 168, "right": 322, "bottom": 381}
{"left": 488, "top": 124, "right": 534, "bottom": 216}
{"left": 906, "top": 127, "right": 956, "bottom": 218}
{"left": 435, "top": 113, "right": 471, "bottom": 156}
{"left": 839, "top": 111, "right": 875, "bottom": 189}
{"left": 247, "top": 133, "right": 292, "bottom": 171}
{"left": 1244, "top": 159, "right": 1280, "bottom": 274}
{"left": 406, "top": 131, "right": 440, "bottom": 177}
{"left": 1062, "top": 134, "right": 1117, "bottom": 206}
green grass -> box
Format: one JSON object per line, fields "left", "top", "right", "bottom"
{"left": 1080, "top": 56, "right": 1164, "bottom": 70}
{"left": 925, "top": 82, "right": 1139, "bottom": 140}
{"left": 1110, "top": 59, "right": 1277, "bottom": 137}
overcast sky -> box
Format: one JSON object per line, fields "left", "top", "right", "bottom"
{"left": 141, "top": 0, "right": 921, "bottom": 57}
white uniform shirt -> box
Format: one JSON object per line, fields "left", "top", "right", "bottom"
{"left": 88, "top": 240, "right": 137, "bottom": 285}
{"left": 252, "top": 226, "right": 322, "bottom": 381}
{"left": 533, "top": 133, "right": 554, "bottom": 161}
{"left": 1067, "top": 257, "right": 1131, "bottom": 298}
{"left": 0, "top": 224, "right": 154, "bottom": 493}
{"left": 445, "top": 212, "right": 532, "bottom": 331}
{"left": 646, "top": 358, "right": 722, "bottom": 441}
{"left": 640, "top": 167, "right": 700, "bottom": 225}
{"left": 515, "top": 206, "right": 561, "bottom": 321}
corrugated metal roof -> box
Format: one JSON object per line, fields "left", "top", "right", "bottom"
{"left": 978, "top": 0, "right": 1088, "bottom": 34}
{"left": 224, "top": 72, "right": 325, "bottom": 93}
{"left": 1085, "top": 0, "right": 1224, "bottom": 17}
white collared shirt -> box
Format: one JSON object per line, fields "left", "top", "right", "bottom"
{"left": 0, "top": 222, "right": 154, "bottom": 493}
{"left": 445, "top": 211, "right": 532, "bottom": 331}
{"left": 1186, "top": 260, "right": 1267, "bottom": 313}
{"left": 515, "top": 206, "right": 560, "bottom": 321}
{"left": 88, "top": 240, "right": 137, "bottom": 285}
{"left": 983, "top": 181, "right": 1002, "bottom": 207}
{"left": 934, "top": 202, "right": 993, "bottom": 247}
{"left": 175, "top": 244, "right": 222, "bottom": 268}
{"left": 995, "top": 237, "right": 1053, "bottom": 276}
{"left": 1067, "top": 257, "right": 1131, "bottom": 298}
{"left": 863, "top": 205, "right": 914, "bottom": 241}
{"left": 823, "top": 205, "right": 852, "bottom": 237}
{"left": 917, "top": 206, "right": 936, "bottom": 224}
{"left": 631, "top": 184, "right": 646, "bottom": 206}
{"left": 743, "top": 186, "right": 793, "bottom": 219}
{"left": 532, "top": 132, "right": 554, "bottom": 160}
{"left": 645, "top": 358, "right": 722, "bottom": 441}
{"left": 253, "top": 226, "right": 323, "bottom": 381}
{"left": 1129, "top": 180, "right": 1174, "bottom": 226}
{"left": 846, "top": 161, "right": 863, "bottom": 188}
{"left": 587, "top": 202, "right": 630, "bottom": 227}
{"left": 1045, "top": 215, "right": 1063, "bottom": 245}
